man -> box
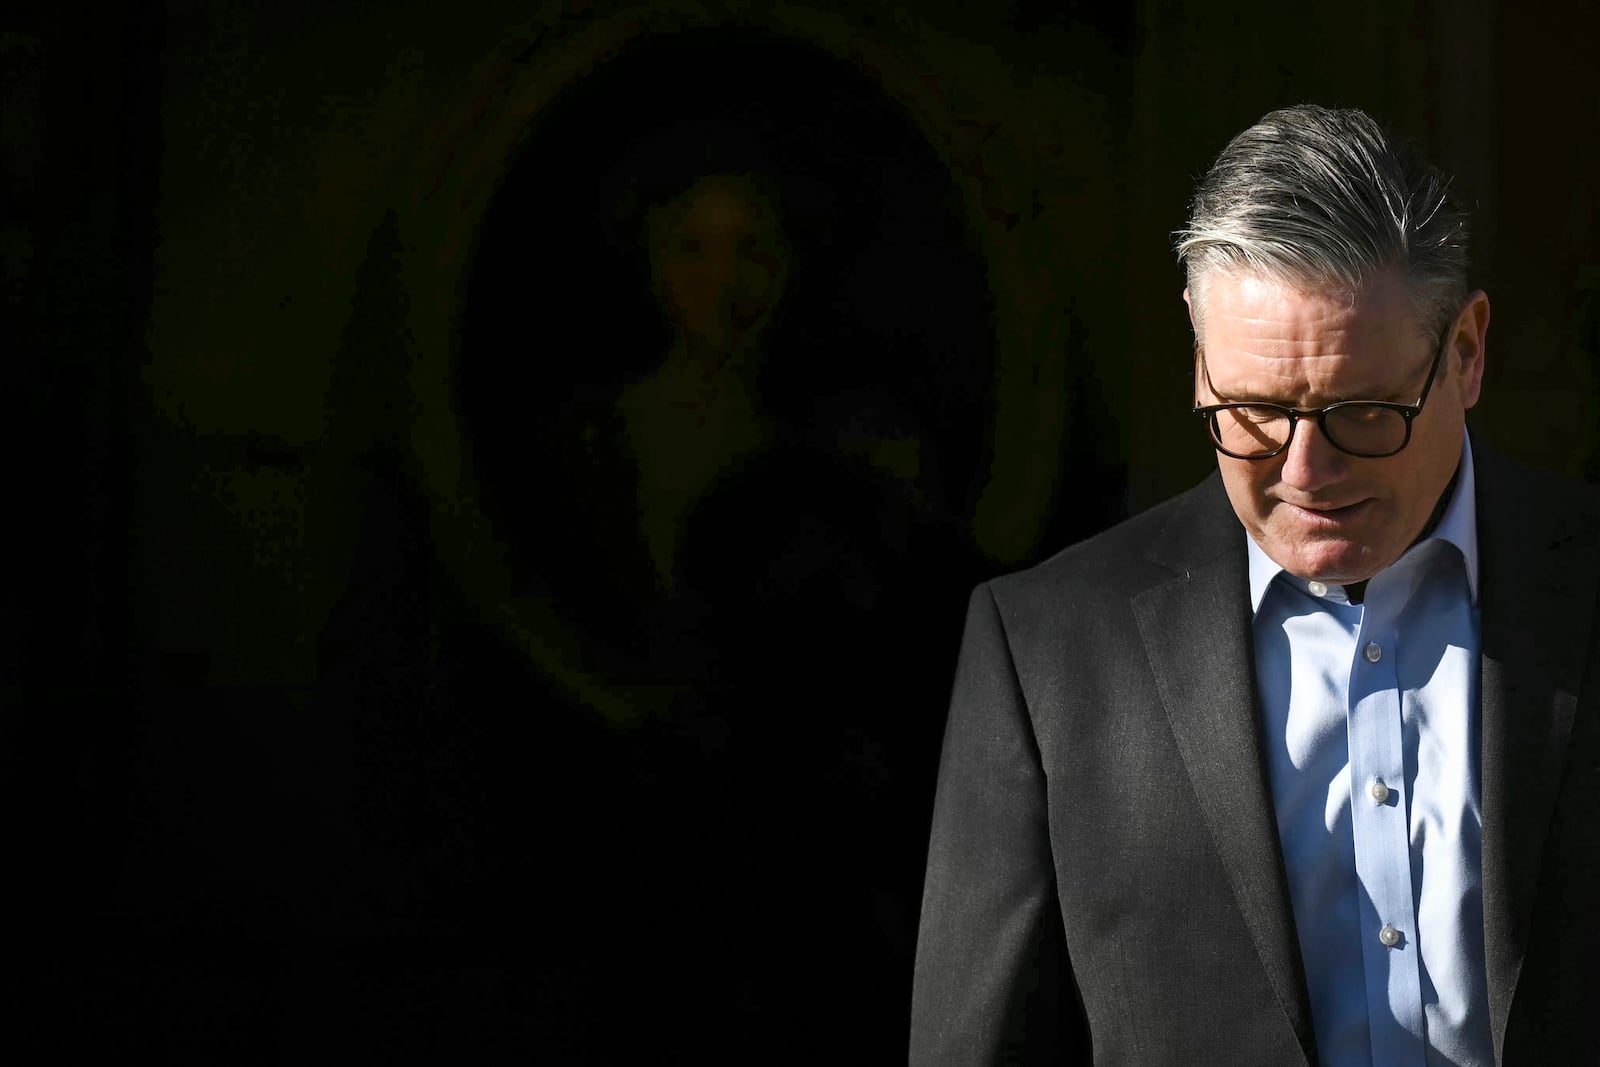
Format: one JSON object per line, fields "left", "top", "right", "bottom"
{"left": 910, "top": 105, "right": 1600, "bottom": 1065}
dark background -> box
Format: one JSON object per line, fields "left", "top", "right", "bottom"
{"left": 11, "top": 1, "right": 1600, "bottom": 1062}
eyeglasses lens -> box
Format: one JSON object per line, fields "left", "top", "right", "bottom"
{"left": 1211, "top": 405, "right": 1408, "bottom": 458}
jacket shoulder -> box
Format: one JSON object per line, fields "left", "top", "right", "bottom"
{"left": 986, "top": 472, "right": 1236, "bottom": 612}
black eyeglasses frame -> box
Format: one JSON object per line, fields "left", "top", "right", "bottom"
{"left": 1192, "top": 327, "right": 1451, "bottom": 461}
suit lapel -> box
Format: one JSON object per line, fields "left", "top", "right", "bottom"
{"left": 1130, "top": 477, "right": 1316, "bottom": 1064}
{"left": 1473, "top": 443, "right": 1600, "bottom": 1058}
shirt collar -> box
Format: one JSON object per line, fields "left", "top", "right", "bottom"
{"left": 1246, "top": 434, "right": 1480, "bottom": 613}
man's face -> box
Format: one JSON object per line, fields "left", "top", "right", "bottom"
{"left": 1191, "top": 268, "right": 1488, "bottom": 584}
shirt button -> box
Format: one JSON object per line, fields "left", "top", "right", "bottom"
{"left": 1370, "top": 780, "right": 1391, "bottom": 804}
{"left": 1379, "top": 924, "right": 1401, "bottom": 948}
{"left": 1365, "top": 642, "right": 1382, "bottom": 663}
{"left": 1307, "top": 580, "right": 1328, "bottom": 597}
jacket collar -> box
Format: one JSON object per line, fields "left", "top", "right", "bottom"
{"left": 1130, "top": 473, "right": 1318, "bottom": 1064}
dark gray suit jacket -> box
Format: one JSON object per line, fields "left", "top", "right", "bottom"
{"left": 910, "top": 444, "right": 1600, "bottom": 1064}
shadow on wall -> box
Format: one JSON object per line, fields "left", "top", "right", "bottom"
{"left": 446, "top": 28, "right": 1012, "bottom": 1057}
{"left": 110, "top": 23, "right": 1128, "bottom": 1064}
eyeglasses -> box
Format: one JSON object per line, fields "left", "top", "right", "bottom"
{"left": 1192, "top": 329, "right": 1449, "bottom": 460}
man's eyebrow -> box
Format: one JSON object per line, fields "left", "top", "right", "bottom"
{"left": 1210, "top": 384, "right": 1294, "bottom": 404}
{"left": 1211, "top": 383, "right": 1396, "bottom": 406}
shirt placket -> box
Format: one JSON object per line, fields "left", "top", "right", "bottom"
{"left": 1346, "top": 587, "right": 1426, "bottom": 1064}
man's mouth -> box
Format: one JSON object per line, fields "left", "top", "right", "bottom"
{"left": 1282, "top": 499, "right": 1372, "bottom": 526}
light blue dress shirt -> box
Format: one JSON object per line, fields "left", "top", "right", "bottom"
{"left": 1248, "top": 437, "right": 1494, "bottom": 1067}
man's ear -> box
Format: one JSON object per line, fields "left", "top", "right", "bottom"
{"left": 1183, "top": 286, "right": 1201, "bottom": 341}
{"left": 1453, "top": 289, "right": 1490, "bottom": 410}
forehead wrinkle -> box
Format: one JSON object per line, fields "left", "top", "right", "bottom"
{"left": 1202, "top": 346, "right": 1411, "bottom": 406}
{"left": 1196, "top": 267, "right": 1441, "bottom": 411}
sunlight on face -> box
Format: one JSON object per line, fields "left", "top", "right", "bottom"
{"left": 1192, "top": 268, "right": 1487, "bottom": 583}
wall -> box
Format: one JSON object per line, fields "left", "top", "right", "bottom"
{"left": 14, "top": 0, "right": 1600, "bottom": 1059}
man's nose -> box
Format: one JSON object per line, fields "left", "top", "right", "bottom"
{"left": 1278, "top": 417, "right": 1346, "bottom": 493}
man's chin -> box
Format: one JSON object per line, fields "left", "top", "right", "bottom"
{"left": 1272, "top": 537, "right": 1382, "bottom": 586}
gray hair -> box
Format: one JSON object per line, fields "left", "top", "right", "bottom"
{"left": 1175, "top": 104, "right": 1471, "bottom": 343}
